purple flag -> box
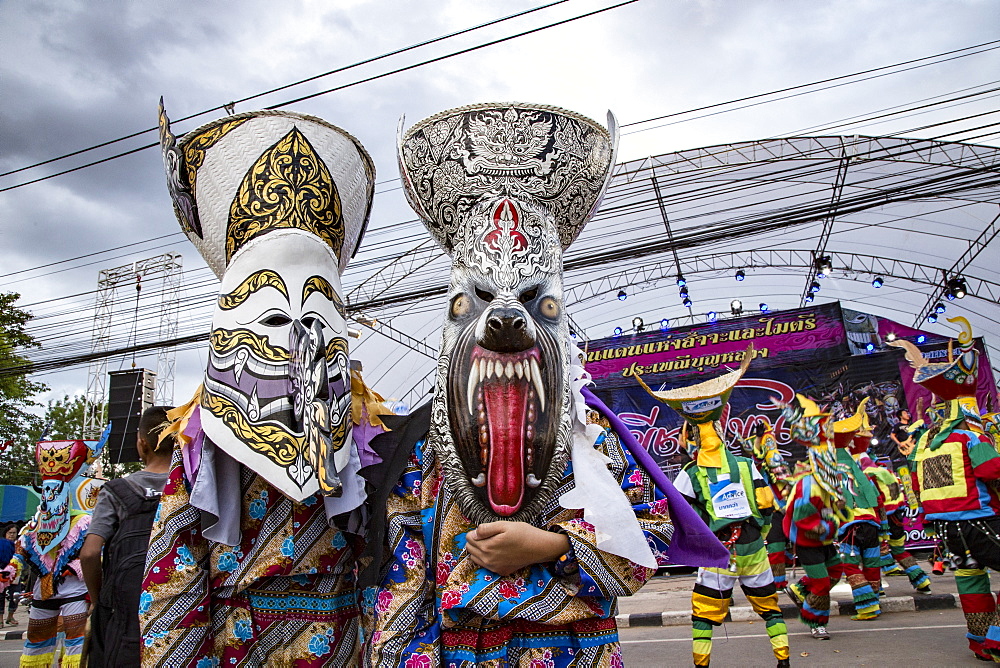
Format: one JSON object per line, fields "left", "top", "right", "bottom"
{"left": 582, "top": 385, "right": 730, "bottom": 568}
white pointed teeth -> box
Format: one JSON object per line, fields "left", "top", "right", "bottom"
{"left": 469, "top": 355, "right": 544, "bottom": 410}
{"left": 528, "top": 358, "right": 545, "bottom": 411}
{"left": 467, "top": 360, "right": 480, "bottom": 415}
{"left": 526, "top": 473, "right": 542, "bottom": 488}
{"left": 471, "top": 473, "right": 486, "bottom": 487}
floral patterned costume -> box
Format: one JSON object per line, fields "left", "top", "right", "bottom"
{"left": 363, "top": 410, "right": 674, "bottom": 667}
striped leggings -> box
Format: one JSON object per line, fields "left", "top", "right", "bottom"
{"left": 691, "top": 535, "right": 789, "bottom": 667}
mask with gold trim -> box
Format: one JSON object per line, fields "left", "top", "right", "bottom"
{"left": 33, "top": 433, "right": 106, "bottom": 556}
{"left": 159, "top": 103, "right": 375, "bottom": 501}
{"left": 398, "top": 103, "right": 616, "bottom": 524}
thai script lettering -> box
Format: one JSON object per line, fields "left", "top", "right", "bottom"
{"left": 585, "top": 313, "right": 817, "bottom": 364}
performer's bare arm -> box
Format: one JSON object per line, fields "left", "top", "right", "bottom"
{"left": 80, "top": 533, "right": 105, "bottom": 612}
{"left": 466, "top": 521, "right": 571, "bottom": 576}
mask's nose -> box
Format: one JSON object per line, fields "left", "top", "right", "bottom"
{"left": 288, "top": 319, "right": 343, "bottom": 497}
{"left": 479, "top": 306, "right": 534, "bottom": 352}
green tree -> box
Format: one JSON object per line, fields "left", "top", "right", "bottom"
{"left": 0, "top": 292, "right": 47, "bottom": 485}
{"left": 44, "top": 393, "right": 88, "bottom": 439}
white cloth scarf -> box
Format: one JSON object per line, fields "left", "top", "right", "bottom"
{"left": 559, "top": 341, "right": 658, "bottom": 568}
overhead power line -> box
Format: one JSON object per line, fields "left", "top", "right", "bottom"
{"left": 2, "top": 28, "right": 997, "bottom": 194}
{"left": 0, "top": 0, "right": 571, "bottom": 180}
{"left": 0, "top": 0, "right": 638, "bottom": 194}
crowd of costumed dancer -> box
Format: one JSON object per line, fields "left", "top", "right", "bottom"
{"left": 630, "top": 314, "right": 1000, "bottom": 665}
{"left": 7, "top": 98, "right": 999, "bottom": 668}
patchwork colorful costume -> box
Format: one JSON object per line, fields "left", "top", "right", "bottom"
{"left": 832, "top": 399, "right": 884, "bottom": 621}
{"left": 742, "top": 422, "right": 794, "bottom": 589}
{"left": 891, "top": 318, "right": 1000, "bottom": 662}
{"left": 363, "top": 103, "right": 726, "bottom": 667}
{"left": 638, "top": 351, "right": 790, "bottom": 668}
{"left": 783, "top": 395, "right": 849, "bottom": 637}
{"left": 140, "top": 106, "right": 382, "bottom": 666}
{"left": 13, "top": 430, "right": 108, "bottom": 667}
{"left": 865, "top": 454, "right": 931, "bottom": 592}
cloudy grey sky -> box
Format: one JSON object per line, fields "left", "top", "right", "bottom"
{"left": 2, "top": 0, "right": 999, "bottom": 410}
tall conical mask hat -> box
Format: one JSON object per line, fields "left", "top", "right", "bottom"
{"left": 398, "top": 103, "right": 616, "bottom": 524}
{"left": 635, "top": 344, "right": 756, "bottom": 468}
{"left": 159, "top": 102, "right": 375, "bottom": 501}
{"left": 833, "top": 397, "right": 869, "bottom": 449}
{"left": 32, "top": 428, "right": 108, "bottom": 556}
{"left": 891, "top": 316, "right": 985, "bottom": 447}
{"left": 889, "top": 316, "right": 979, "bottom": 403}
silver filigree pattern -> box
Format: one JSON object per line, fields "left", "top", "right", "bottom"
{"left": 398, "top": 103, "right": 617, "bottom": 254}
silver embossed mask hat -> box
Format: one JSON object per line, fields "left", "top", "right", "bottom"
{"left": 398, "top": 103, "right": 617, "bottom": 524}
{"left": 159, "top": 103, "right": 375, "bottom": 501}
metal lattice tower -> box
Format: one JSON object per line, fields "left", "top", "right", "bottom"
{"left": 82, "top": 253, "right": 183, "bottom": 438}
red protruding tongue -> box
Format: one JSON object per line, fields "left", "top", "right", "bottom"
{"left": 483, "top": 377, "right": 528, "bottom": 516}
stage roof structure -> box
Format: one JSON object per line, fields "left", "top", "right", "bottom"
{"left": 343, "top": 134, "right": 1000, "bottom": 402}
{"left": 16, "top": 135, "right": 1000, "bottom": 406}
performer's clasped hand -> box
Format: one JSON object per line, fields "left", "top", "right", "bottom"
{"left": 466, "top": 521, "right": 571, "bottom": 576}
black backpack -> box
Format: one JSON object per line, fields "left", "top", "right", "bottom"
{"left": 88, "top": 477, "right": 160, "bottom": 668}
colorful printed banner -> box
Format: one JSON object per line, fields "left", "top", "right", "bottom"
{"left": 586, "top": 303, "right": 849, "bottom": 386}
{"left": 583, "top": 301, "right": 1000, "bottom": 552}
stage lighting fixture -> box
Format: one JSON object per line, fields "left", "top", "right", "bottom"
{"left": 935, "top": 302, "right": 946, "bottom": 314}
{"left": 679, "top": 285, "right": 689, "bottom": 298}
{"left": 676, "top": 274, "right": 687, "bottom": 288}
{"left": 569, "top": 328, "right": 577, "bottom": 338}
{"left": 926, "top": 312, "right": 938, "bottom": 323}
{"left": 804, "top": 294, "right": 814, "bottom": 303}
{"left": 707, "top": 311, "right": 718, "bottom": 322}
{"left": 660, "top": 318, "right": 670, "bottom": 330}
{"left": 947, "top": 277, "right": 967, "bottom": 299}
{"left": 872, "top": 276, "right": 884, "bottom": 288}
{"left": 916, "top": 335, "right": 926, "bottom": 344}
{"left": 735, "top": 269, "right": 745, "bottom": 281}
{"left": 759, "top": 303, "right": 769, "bottom": 313}
{"left": 815, "top": 255, "right": 833, "bottom": 277}
{"left": 617, "top": 289, "right": 627, "bottom": 301}
{"left": 809, "top": 281, "right": 821, "bottom": 294}
{"left": 682, "top": 297, "right": 692, "bottom": 308}
{"left": 865, "top": 343, "right": 875, "bottom": 352}
{"left": 886, "top": 333, "right": 897, "bottom": 342}
{"left": 613, "top": 326, "right": 623, "bottom": 337}
{"left": 730, "top": 299, "right": 743, "bottom": 316}
{"left": 870, "top": 437, "right": 879, "bottom": 447}
{"left": 632, "top": 316, "right": 644, "bottom": 332}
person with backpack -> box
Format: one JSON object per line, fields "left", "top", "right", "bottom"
{"left": 81, "top": 406, "right": 172, "bottom": 667}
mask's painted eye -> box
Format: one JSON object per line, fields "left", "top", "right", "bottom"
{"left": 518, "top": 287, "right": 538, "bottom": 303}
{"left": 475, "top": 287, "right": 495, "bottom": 303}
{"left": 259, "top": 313, "right": 292, "bottom": 327}
{"left": 451, "top": 294, "right": 472, "bottom": 318}
{"left": 539, "top": 296, "right": 561, "bottom": 319}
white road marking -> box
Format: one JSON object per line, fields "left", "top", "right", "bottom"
{"left": 620, "top": 623, "right": 965, "bottom": 644}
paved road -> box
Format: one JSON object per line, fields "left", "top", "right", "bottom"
{"left": 0, "top": 607, "right": 978, "bottom": 666}
{"left": 620, "top": 607, "right": 978, "bottom": 666}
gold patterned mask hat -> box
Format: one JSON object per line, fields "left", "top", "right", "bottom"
{"left": 158, "top": 102, "right": 375, "bottom": 501}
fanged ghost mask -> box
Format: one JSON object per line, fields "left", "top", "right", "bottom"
{"left": 34, "top": 433, "right": 106, "bottom": 556}
{"left": 159, "top": 103, "right": 375, "bottom": 501}
{"left": 398, "top": 103, "right": 617, "bottom": 524}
